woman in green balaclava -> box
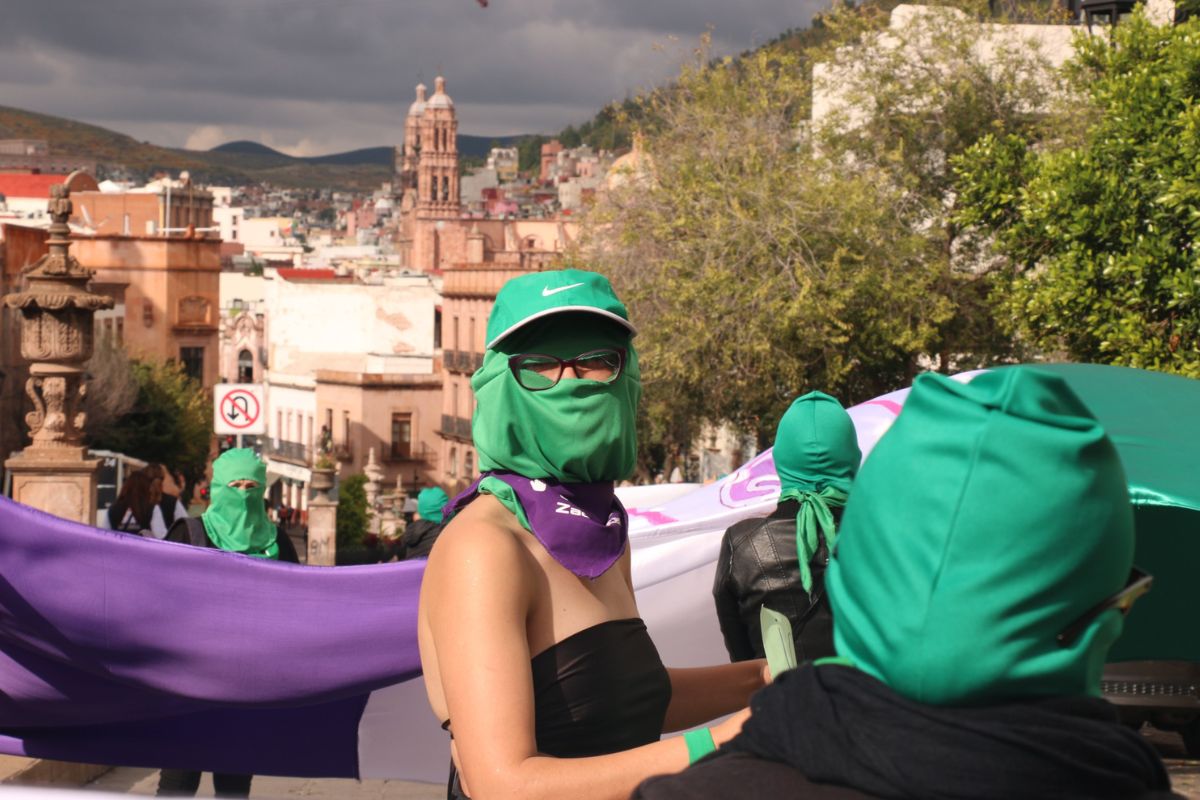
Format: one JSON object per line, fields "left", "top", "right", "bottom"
{"left": 417, "top": 269, "right": 769, "bottom": 800}
{"left": 158, "top": 448, "right": 299, "bottom": 798}
{"left": 712, "top": 392, "right": 861, "bottom": 663}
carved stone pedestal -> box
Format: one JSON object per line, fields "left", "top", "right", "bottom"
{"left": 306, "top": 496, "right": 338, "bottom": 566}
{"left": 5, "top": 454, "right": 100, "bottom": 526}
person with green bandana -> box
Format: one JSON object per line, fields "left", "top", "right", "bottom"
{"left": 417, "top": 269, "right": 768, "bottom": 800}
{"left": 634, "top": 367, "right": 1180, "bottom": 800}
{"left": 157, "top": 447, "right": 299, "bottom": 798}
{"left": 403, "top": 486, "right": 450, "bottom": 560}
{"left": 713, "top": 391, "right": 859, "bottom": 664}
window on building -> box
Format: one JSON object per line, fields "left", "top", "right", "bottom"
{"left": 391, "top": 413, "right": 412, "bottom": 460}
{"left": 434, "top": 308, "right": 442, "bottom": 349}
{"left": 468, "top": 318, "right": 475, "bottom": 354}
{"left": 237, "top": 349, "right": 253, "bottom": 383}
{"left": 342, "top": 411, "right": 351, "bottom": 447}
{"left": 324, "top": 408, "right": 333, "bottom": 433}
{"left": 449, "top": 447, "right": 458, "bottom": 478}
{"left": 179, "top": 347, "right": 204, "bottom": 382}
{"left": 441, "top": 175, "right": 449, "bottom": 202}
{"left": 465, "top": 449, "right": 474, "bottom": 478}
{"left": 453, "top": 316, "right": 460, "bottom": 352}
{"left": 116, "top": 318, "right": 124, "bottom": 344}
{"left": 122, "top": 214, "right": 131, "bottom": 236}
{"left": 452, "top": 383, "right": 459, "bottom": 420}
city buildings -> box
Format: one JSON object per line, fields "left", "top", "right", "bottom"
{"left": 258, "top": 267, "right": 442, "bottom": 511}
{"left": 70, "top": 174, "right": 216, "bottom": 239}
{"left": 74, "top": 232, "right": 222, "bottom": 388}
{"left": 0, "top": 139, "right": 96, "bottom": 176}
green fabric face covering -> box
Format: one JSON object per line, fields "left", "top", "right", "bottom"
{"left": 202, "top": 448, "right": 279, "bottom": 559}
{"left": 471, "top": 318, "right": 640, "bottom": 484}
{"left": 772, "top": 391, "right": 861, "bottom": 594}
{"left": 417, "top": 487, "right": 449, "bottom": 524}
{"left": 826, "top": 368, "right": 1135, "bottom": 706}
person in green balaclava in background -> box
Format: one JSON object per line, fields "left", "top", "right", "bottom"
{"left": 635, "top": 367, "right": 1177, "bottom": 800}
{"left": 403, "top": 486, "right": 449, "bottom": 560}
{"left": 713, "top": 391, "right": 861, "bottom": 663}
{"left": 418, "top": 269, "right": 768, "bottom": 800}
{"left": 158, "top": 447, "right": 300, "bottom": 799}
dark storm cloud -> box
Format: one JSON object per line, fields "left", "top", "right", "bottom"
{"left": 0, "top": 0, "right": 823, "bottom": 154}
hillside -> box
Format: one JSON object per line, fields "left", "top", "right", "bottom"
{"left": 0, "top": 106, "right": 527, "bottom": 192}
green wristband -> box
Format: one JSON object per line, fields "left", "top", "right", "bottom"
{"left": 682, "top": 727, "right": 717, "bottom": 765}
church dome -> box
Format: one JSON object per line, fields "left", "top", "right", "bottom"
{"left": 427, "top": 76, "right": 454, "bottom": 110}
{"left": 408, "top": 83, "right": 427, "bottom": 117}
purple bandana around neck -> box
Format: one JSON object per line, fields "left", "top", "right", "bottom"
{"left": 445, "top": 472, "right": 628, "bottom": 579}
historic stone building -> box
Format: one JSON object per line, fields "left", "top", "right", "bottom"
{"left": 389, "top": 76, "right": 590, "bottom": 490}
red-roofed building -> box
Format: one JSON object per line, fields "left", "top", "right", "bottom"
{"left": 0, "top": 172, "right": 99, "bottom": 218}
{"left": 275, "top": 268, "right": 346, "bottom": 282}
{"left": 0, "top": 173, "right": 65, "bottom": 200}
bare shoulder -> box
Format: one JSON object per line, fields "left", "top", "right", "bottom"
{"left": 424, "top": 494, "right": 534, "bottom": 595}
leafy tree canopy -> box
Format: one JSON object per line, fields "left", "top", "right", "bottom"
{"left": 580, "top": 6, "right": 1057, "bottom": 460}
{"left": 955, "top": 11, "right": 1200, "bottom": 376}
{"left": 336, "top": 473, "right": 371, "bottom": 549}
{"left": 89, "top": 359, "right": 213, "bottom": 501}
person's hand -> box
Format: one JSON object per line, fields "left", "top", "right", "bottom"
{"left": 709, "top": 706, "right": 751, "bottom": 747}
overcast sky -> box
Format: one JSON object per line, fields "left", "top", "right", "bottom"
{"left": 0, "top": 1, "right": 822, "bottom": 157}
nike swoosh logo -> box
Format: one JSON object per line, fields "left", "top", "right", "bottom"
{"left": 542, "top": 282, "right": 584, "bottom": 297}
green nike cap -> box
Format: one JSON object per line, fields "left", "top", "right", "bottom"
{"left": 485, "top": 269, "right": 636, "bottom": 349}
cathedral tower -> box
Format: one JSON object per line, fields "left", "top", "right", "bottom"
{"left": 397, "top": 83, "right": 427, "bottom": 211}
{"left": 416, "top": 76, "right": 461, "bottom": 219}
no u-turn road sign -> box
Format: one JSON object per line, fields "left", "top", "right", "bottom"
{"left": 214, "top": 384, "right": 265, "bottom": 435}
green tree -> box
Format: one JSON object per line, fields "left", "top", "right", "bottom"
{"left": 955, "top": 11, "right": 1200, "bottom": 376}
{"left": 336, "top": 473, "right": 371, "bottom": 549}
{"left": 517, "top": 135, "right": 547, "bottom": 174}
{"left": 83, "top": 334, "right": 139, "bottom": 438}
{"left": 580, "top": 40, "right": 953, "bottom": 456}
{"left": 812, "top": 3, "right": 1060, "bottom": 370}
{"left": 90, "top": 359, "right": 213, "bottom": 501}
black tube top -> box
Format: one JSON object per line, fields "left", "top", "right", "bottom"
{"left": 446, "top": 617, "right": 672, "bottom": 799}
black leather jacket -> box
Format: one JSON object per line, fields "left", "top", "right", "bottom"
{"left": 712, "top": 499, "right": 838, "bottom": 663}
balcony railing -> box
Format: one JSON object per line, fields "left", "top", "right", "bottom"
{"left": 264, "top": 439, "right": 311, "bottom": 466}
{"left": 440, "top": 414, "right": 473, "bottom": 442}
{"left": 386, "top": 440, "right": 439, "bottom": 465}
{"left": 444, "top": 350, "right": 484, "bottom": 374}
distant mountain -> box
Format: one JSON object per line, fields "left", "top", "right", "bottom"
{"left": 457, "top": 134, "right": 525, "bottom": 159}
{"left": 0, "top": 105, "right": 530, "bottom": 191}
{"left": 304, "top": 146, "right": 393, "bottom": 167}
{"left": 211, "top": 140, "right": 290, "bottom": 157}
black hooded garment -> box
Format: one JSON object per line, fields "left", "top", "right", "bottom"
{"left": 634, "top": 664, "right": 1181, "bottom": 800}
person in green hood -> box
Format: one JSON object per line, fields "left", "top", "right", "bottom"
{"left": 158, "top": 448, "right": 299, "bottom": 798}
{"left": 634, "top": 367, "right": 1178, "bottom": 800}
{"left": 403, "top": 486, "right": 449, "bottom": 560}
{"left": 418, "top": 269, "right": 768, "bottom": 800}
{"left": 713, "top": 391, "right": 860, "bottom": 663}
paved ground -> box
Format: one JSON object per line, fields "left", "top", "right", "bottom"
{"left": 28, "top": 726, "right": 1196, "bottom": 798}
{"left": 84, "top": 769, "right": 442, "bottom": 799}
{"left": 1149, "top": 728, "right": 1200, "bottom": 798}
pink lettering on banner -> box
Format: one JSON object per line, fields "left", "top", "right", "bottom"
{"left": 627, "top": 509, "right": 679, "bottom": 526}
{"left": 718, "top": 451, "right": 781, "bottom": 509}
{"left": 863, "top": 399, "right": 903, "bottom": 416}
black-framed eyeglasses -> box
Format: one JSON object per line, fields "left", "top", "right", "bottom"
{"left": 1056, "top": 567, "right": 1153, "bottom": 648}
{"left": 508, "top": 347, "right": 627, "bottom": 391}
